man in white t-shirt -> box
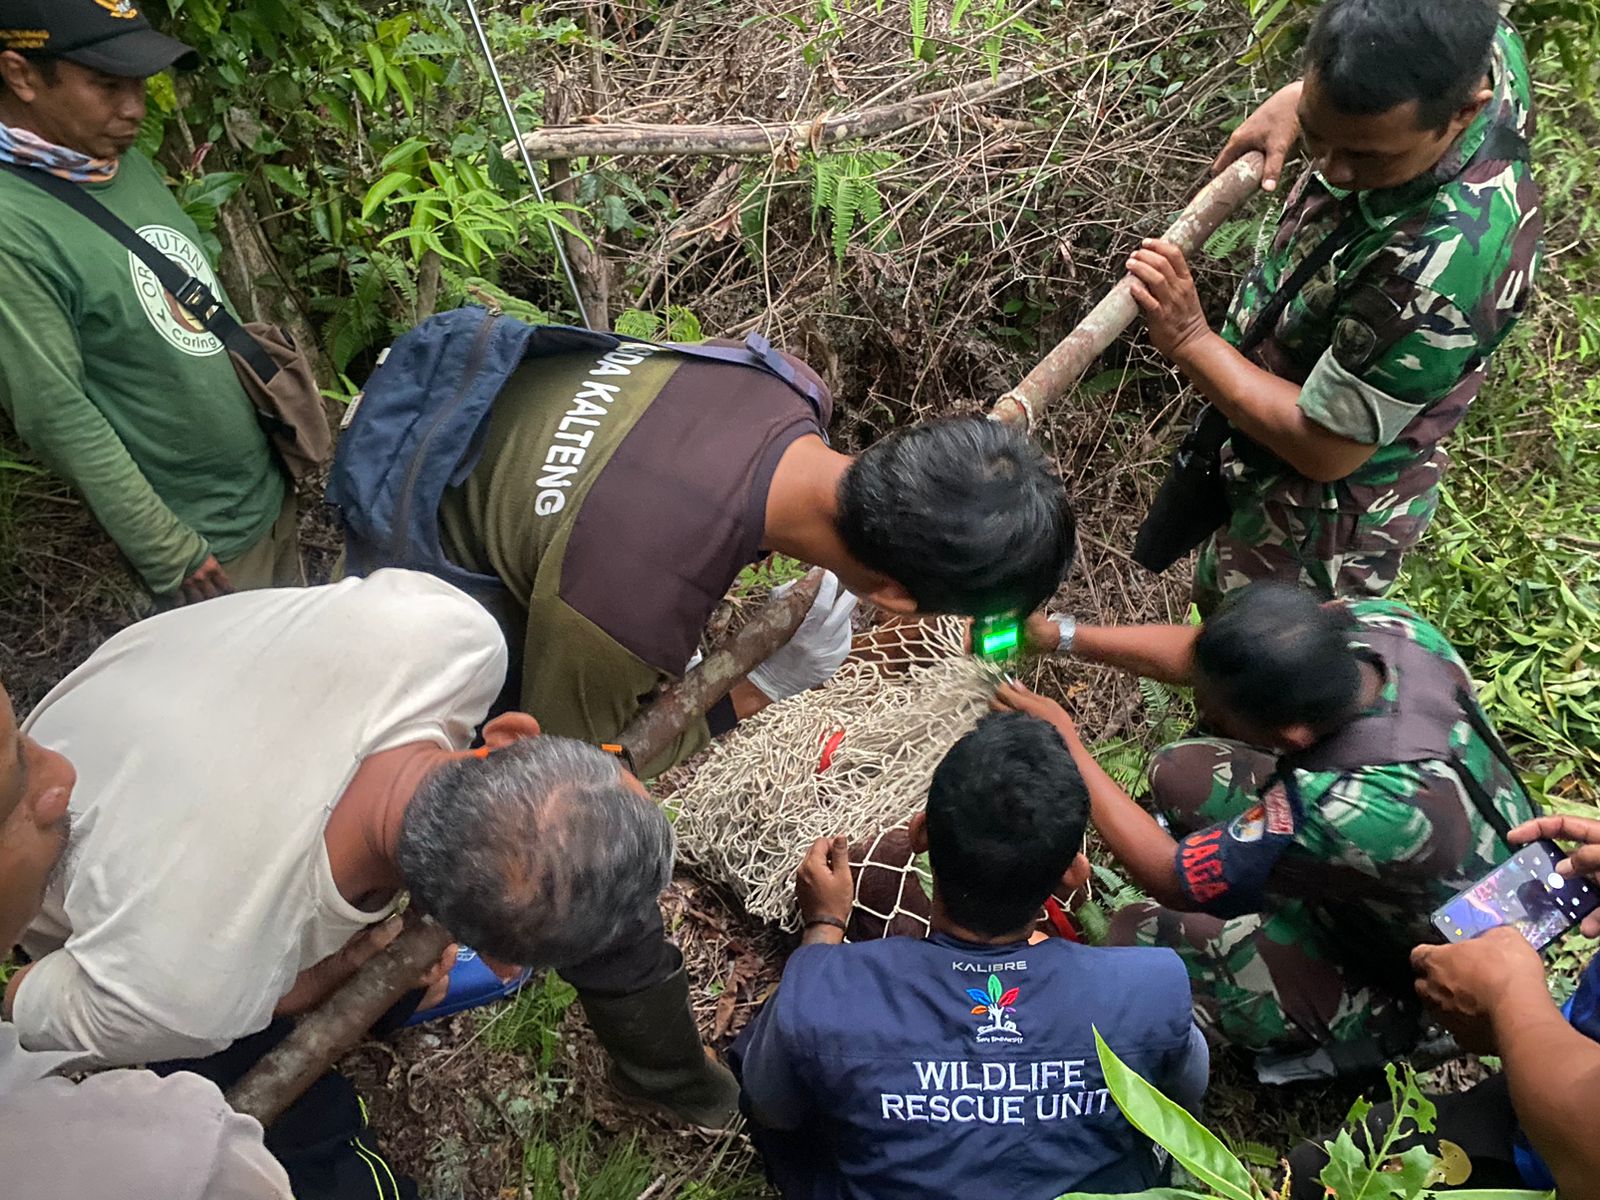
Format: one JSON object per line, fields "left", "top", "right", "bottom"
{"left": 0, "top": 676, "right": 292, "bottom": 1200}
{"left": 2, "top": 569, "right": 676, "bottom": 1193}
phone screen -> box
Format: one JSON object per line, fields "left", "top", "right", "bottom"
{"left": 1432, "top": 840, "right": 1600, "bottom": 950}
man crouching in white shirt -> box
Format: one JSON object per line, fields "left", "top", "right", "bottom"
{"left": 0, "top": 676, "right": 293, "bottom": 1200}
{"left": 2, "top": 568, "right": 675, "bottom": 1198}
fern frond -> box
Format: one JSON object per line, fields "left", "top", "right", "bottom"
{"left": 909, "top": 0, "right": 931, "bottom": 60}
{"left": 613, "top": 309, "right": 662, "bottom": 340}
{"left": 832, "top": 176, "right": 861, "bottom": 261}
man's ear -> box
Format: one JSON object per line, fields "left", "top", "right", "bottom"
{"left": 481, "top": 711, "right": 542, "bottom": 749}
{"left": 26, "top": 785, "right": 70, "bottom": 832}
{"left": 1279, "top": 723, "right": 1318, "bottom": 752}
{"left": 907, "top": 811, "right": 929, "bottom": 853}
{"left": 1061, "top": 852, "right": 1090, "bottom": 893}
{"left": 860, "top": 580, "right": 918, "bottom": 615}
{"left": 0, "top": 52, "right": 40, "bottom": 102}
{"left": 1449, "top": 87, "right": 1494, "bottom": 137}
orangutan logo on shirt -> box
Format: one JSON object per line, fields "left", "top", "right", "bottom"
{"left": 127, "top": 225, "right": 225, "bottom": 357}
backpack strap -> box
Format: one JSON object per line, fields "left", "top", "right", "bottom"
{"left": 1451, "top": 685, "right": 1540, "bottom": 849}
{"left": 663, "top": 332, "right": 829, "bottom": 434}
{"left": 0, "top": 161, "right": 279, "bottom": 383}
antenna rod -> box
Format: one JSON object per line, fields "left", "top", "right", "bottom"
{"left": 460, "top": 0, "right": 593, "bottom": 329}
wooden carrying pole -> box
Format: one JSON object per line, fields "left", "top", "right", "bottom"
{"left": 227, "top": 155, "right": 1263, "bottom": 1129}
{"left": 990, "top": 151, "right": 1264, "bottom": 428}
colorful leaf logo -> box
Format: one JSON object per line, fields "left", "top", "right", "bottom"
{"left": 966, "top": 974, "right": 1020, "bottom": 1019}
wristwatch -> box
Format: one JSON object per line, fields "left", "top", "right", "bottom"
{"left": 1049, "top": 614, "right": 1077, "bottom": 657}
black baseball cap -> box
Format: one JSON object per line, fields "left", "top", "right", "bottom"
{"left": 0, "top": 0, "right": 197, "bottom": 78}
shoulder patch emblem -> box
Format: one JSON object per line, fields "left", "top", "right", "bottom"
{"left": 1262, "top": 781, "right": 1296, "bottom": 836}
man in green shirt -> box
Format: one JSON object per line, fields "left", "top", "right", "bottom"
{"left": 0, "top": 1, "right": 296, "bottom": 604}
{"left": 1125, "top": 0, "right": 1541, "bottom": 613}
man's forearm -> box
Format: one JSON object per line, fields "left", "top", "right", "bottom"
{"left": 1173, "top": 334, "right": 1370, "bottom": 483}
{"left": 1056, "top": 726, "right": 1187, "bottom": 908}
{"left": 1071, "top": 623, "right": 1199, "bottom": 686}
{"left": 1493, "top": 990, "right": 1600, "bottom": 1193}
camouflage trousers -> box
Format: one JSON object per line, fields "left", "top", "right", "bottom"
{"left": 1109, "top": 738, "right": 1415, "bottom": 1056}
{"left": 1192, "top": 482, "right": 1440, "bottom": 618}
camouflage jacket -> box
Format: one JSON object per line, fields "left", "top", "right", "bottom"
{"left": 1220, "top": 21, "right": 1542, "bottom": 515}
{"left": 1173, "top": 599, "right": 1534, "bottom": 969}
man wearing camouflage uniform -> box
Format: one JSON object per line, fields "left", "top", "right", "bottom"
{"left": 1125, "top": 0, "right": 1541, "bottom": 614}
{"left": 1009, "top": 584, "right": 1535, "bottom": 1072}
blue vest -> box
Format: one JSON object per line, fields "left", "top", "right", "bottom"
{"left": 737, "top": 933, "right": 1196, "bottom": 1200}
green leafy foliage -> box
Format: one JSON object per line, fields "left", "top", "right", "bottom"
{"left": 1061, "top": 1042, "right": 1553, "bottom": 1200}
{"left": 1075, "top": 1029, "right": 1258, "bottom": 1200}
{"left": 612, "top": 305, "right": 704, "bottom": 342}
{"left": 144, "top": 0, "right": 589, "bottom": 374}
{"left": 1092, "top": 678, "right": 1193, "bottom": 793}
{"left": 809, "top": 151, "right": 898, "bottom": 261}
{"left": 481, "top": 971, "right": 577, "bottom": 1078}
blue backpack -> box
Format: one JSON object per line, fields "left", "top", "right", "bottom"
{"left": 327, "top": 305, "right": 826, "bottom": 597}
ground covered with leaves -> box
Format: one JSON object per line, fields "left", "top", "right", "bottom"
{"left": 2, "top": 0, "right": 1598, "bottom": 1197}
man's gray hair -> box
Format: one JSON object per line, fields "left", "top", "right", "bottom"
{"left": 396, "top": 737, "right": 674, "bottom": 969}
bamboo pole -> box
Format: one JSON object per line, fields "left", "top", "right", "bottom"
{"left": 990, "top": 151, "right": 1265, "bottom": 428}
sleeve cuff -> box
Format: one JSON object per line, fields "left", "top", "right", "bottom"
{"left": 1298, "top": 349, "right": 1426, "bottom": 447}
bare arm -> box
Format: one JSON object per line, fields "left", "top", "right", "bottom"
{"left": 1496, "top": 989, "right": 1600, "bottom": 1192}
{"left": 1125, "top": 239, "right": 1377, "bottom": 483}
{"left": 1170, "top": 332, "right": 1377, "bottom": 483}
{"left": 1026, "top": 615, "right": 1200, "bottom": 686}
{"left": 1414, "top": 924, "right": 1600, "bottom": 1196}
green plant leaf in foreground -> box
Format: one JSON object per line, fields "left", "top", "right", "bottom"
{"left": 1090, "top": 1027, "right": 1257, "bottom": 1200}
{"left": 1056, "top": 1189, "right": 1213, "bottom": 1200}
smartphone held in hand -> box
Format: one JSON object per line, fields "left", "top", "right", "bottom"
{"left": 1431, "top": 839, "right": 1600, "bottom": 951}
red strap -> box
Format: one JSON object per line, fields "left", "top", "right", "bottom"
{"left": 1043, "top": 896, "right": 1081, "bottom": 942}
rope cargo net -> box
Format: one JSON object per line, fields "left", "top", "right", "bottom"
{"left": 667, "top": 616, "right": 996, "bottom": 939}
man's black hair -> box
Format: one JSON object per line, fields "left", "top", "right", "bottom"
{"left": 926, "top": 711, "right": 1089, "bottom": 939}
{"left": 1194, "top": 582, "right": 1363, "bottom": 736}
{"left": 837, "top": 417, "right": 1075, "bottom": 617}
{"left": 1303, "top": 0, "right": 1498, "bottom": 131}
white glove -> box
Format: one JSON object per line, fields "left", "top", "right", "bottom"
{"left": 746, "top": 571, "right": 858, "bottom": 702}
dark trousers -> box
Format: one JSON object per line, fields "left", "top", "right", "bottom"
{"left": 154, "top": 1014, "right": 420, "bottom": 1200}
{"left": 558, "top": 905, "right": 681, "bottom": 997}
{"left": 1287, "top": 1073, "right": 1524, "bottom": 1199}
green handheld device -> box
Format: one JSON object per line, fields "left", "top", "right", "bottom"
{"left": 972, "top": 612, "right": 1024, "bottom": 664}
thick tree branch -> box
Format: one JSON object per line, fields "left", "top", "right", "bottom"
{"left": 227, "top": 912, "right": 452, "bottom": 1126}
{"left": 501, "top": 70, "right": 1028, "bottom": 161}
{"left": 990, "top": 152, "right": 1265, "bottom": 428}
{"left": 619, "top": 568, "right": 825, "bottom": 773}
